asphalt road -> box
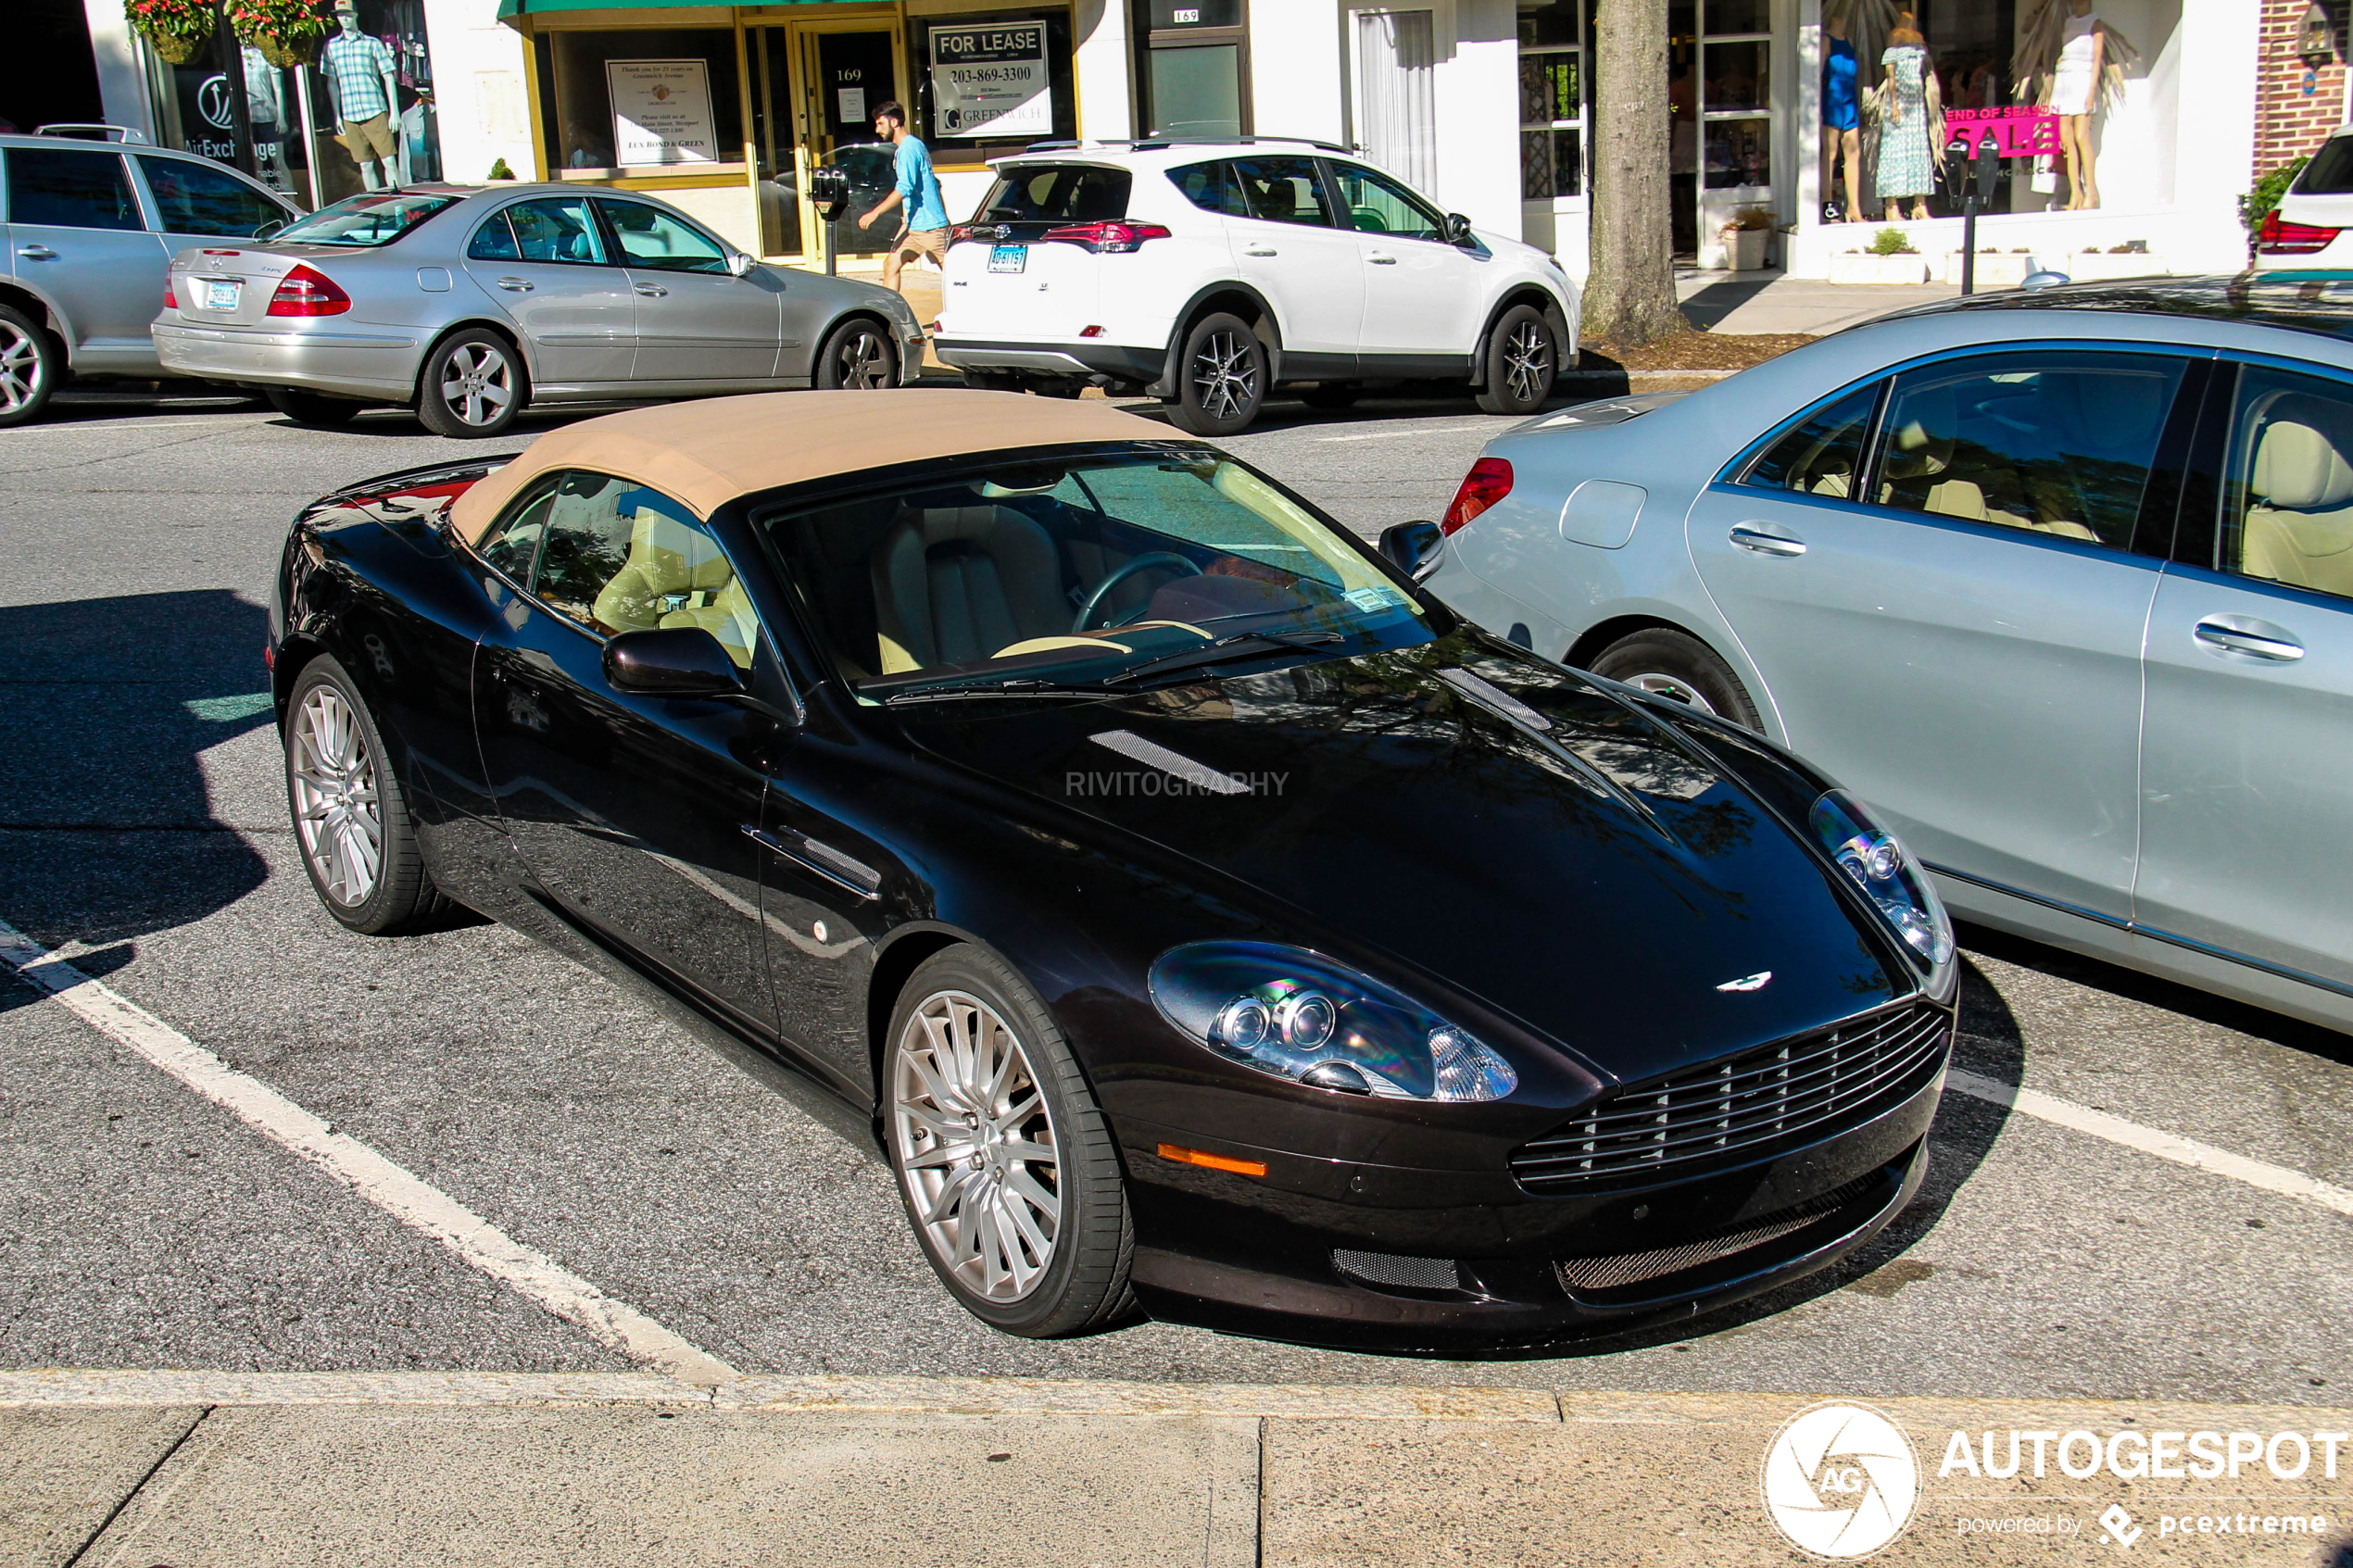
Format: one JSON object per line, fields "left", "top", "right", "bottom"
{"left": 3, "top": 384, "right": 2347, "bottom": 1404}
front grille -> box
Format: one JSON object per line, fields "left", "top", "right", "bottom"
{"left": 1555, "top": 1168, "right": 1891, "bottom": 1294}
{"left": 1331, "top": 1248, "right": 1461, "bottom": 1292}
{"left": 1511, "top": 1001, "right": 1950, "bottom": 1192}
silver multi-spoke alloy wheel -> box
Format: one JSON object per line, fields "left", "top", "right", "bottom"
{"left": 833, "top": 326, "right": 893, "bottom": 388}
{"left": 1190, "top": 329, "right": 1258, "bottom": 423}
{"left": 891, "top": 988, "right": 1063, "bottom": 1303}
{"left": 288, "top": 683, "right": 384, "bottom": 907}
{"left": 438, "top": 340, "right": 514, "bottom": 427}
{"left": 1622, "top": 672, "right": 1718, "bottom": 714}
{"left": 0, "top": 317, "right": 44, "bottom": 415}
{"left": 1502, "top": 320, "right": 1552, "bottom": 406}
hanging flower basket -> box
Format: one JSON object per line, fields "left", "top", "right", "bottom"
{"left": 125, "top": 0, "right": 215, "bottom": 66}
{"left": 227, "top": 0, "right": 328, "bottom": 69}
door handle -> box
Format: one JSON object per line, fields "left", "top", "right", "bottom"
{"left": 495, "top": 276, "right": 534, "bottom": 292}
{"left": 634, "top": 282, "right": 669, "bottom": 297}
{"left": 1368, "top": 253, "right": 1399, "bottom": 265}
{"left": 1729, "top": 524, "right": 1807, "bottom": 558}
{"left": 2193, "top": 617, "right": 2304, "bottom": 661}
{"left": 740, "top": 822, "right": 881, "bottom": 900}
{"left": 1243, "top": 247, "right": 1277, "bottom": 257}
{"left": 17, "top": 245, "right": 57, "bottom": 260}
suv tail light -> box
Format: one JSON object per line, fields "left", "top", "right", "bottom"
{"left": 163, "top": 278, "right": 178, "bottom": 310}
{"left": 1040, "top": 220, "right": 1171, "bottom": 254}
{"left": 1441, "top": 458, "right": 1514, "bottom": 534}
{"left": 2259, "top": 209, "right": 2341, "bottom": 255}
{"left": 267, "top": 264, "right": 351, "bottom": 317}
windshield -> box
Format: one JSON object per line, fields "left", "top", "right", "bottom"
{"left": 271, "top": 191, "right": 459, "bottom": 246}
{"left": 754, "top": 448, "right": 1432, "bottom": 699}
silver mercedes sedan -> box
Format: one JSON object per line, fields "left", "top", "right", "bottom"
{"left": 1423, "top": 277, "right": 2353, "bottom": 1035}
{"left": 152, "top": 183, "right": 925, "bottom": 437}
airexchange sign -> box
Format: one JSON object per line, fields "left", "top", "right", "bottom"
{"left": 927, "top": 21, "right": 1051, "bottom": 138}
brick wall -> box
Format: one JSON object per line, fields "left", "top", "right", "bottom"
{"left": 2256, "top": 0, "right": 2348, "bottom": 178}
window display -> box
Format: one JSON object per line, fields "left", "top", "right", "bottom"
{"left": 1868, "top": 11, "right": 1941, "bottom": 220}
{"left": 2014, "top": 0, "right": 2137, "bottom": 209}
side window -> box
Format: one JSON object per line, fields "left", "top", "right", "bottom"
{"left": 1168, "top": 160, "right": 1244, "bottom": 216}
{"left": 1226, "top": 156, "right": 1333, "bottom": 226}
{"left": 2221, "top": 365, "right": 2353, "bottom": 601}
{"left": 1327, "top": 163, "right": 1446, "bottom": 241}
{"left": 6, "top": 147, "right": 145, "bottom": 232}
{"left": 597, "top": 199, "right": 728, "bottom": 272}
{"left": 467, "top": 211, "right": 522, "bottom": 261}
{"left": 502, "top": 198, "right": 605, "bottom": 265}
{"left": 532, "top": 472, "right": 756, "bottom": 669}
{"left": 1868, "top": 353, "right": 2187, "bottom": 550}
{"left": 1743, "top": 383, "right": 1881, "bottom": 498}
{"left": 474, "top": 474, "right": 560, "bottom": 585}
{"left": 138, "top": 157, "right": 285, "bottom": 236}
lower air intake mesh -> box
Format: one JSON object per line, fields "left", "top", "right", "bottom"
{"left": 1332, "top": 1249, "right": 1462, "bottom": 1292}
{"left": 1555, "top": 1169, "right": 1889, "bottom": 1294}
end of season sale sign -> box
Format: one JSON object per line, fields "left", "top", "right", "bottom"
{"left": 929, "top": 22, "right": 1051, "bottom": 138}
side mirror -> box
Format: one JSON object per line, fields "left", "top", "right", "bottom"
{"left": 725, "top": 250, "right": 757, "bottom": 277}
{"left": 1379, "top": 520, "right": 1446, "bottom": 582}
{"left": 1445, "top": 213, "right": 1476, "bottom": 248}
{"left": 254, "top": 218, "right": 286, "bottom": 240}
{"left": 604, "top": 627, "right": 747, "bottom": 698}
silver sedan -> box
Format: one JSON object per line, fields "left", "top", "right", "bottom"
{"left": 1422, "top": 278, "right": 2353, "bottom": 1035}
{"left": 153, "top": 183, "right": 925, "bottom": 436}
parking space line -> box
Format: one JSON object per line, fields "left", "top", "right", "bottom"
{"left": 0, "top": 918, "right": 739, "bottom": 1387}
{"left": 1947, "top": 1067, "right": 2353, "bottom": 1219}
{"left": 1314, "top": 423, "right": 1498, "bottom": 443}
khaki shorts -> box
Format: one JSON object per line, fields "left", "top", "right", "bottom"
{"left": 890, "top": 228, "right": 949, "bottom": 267}
{"left": 336, "top": 111, "right": 397, "bottom": 161}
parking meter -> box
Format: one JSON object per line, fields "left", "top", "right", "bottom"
{"left": 809, "top": 163, "right": 852, "bottom": 222}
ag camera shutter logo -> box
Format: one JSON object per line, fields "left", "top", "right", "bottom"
{"left": 1761, "top": 1402, "right": 1921, "bottom": 1559}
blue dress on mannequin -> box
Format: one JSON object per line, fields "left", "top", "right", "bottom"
{"left": 1824, "top": 33, "right": 1859, "bottom": 132}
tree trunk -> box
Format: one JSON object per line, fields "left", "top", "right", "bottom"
{"left": 1583, "top": 0, "right": 1682, "bottom": 345}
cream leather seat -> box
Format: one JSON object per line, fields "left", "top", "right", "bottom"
{"left": 592, "top": 504, "right": 757, "bottom": 668}
{"left": 870, "top": 506, "right": 1067, "bottom": 673}
{"left": 2244, "top": 399, "right": 2353, "bottom": 596}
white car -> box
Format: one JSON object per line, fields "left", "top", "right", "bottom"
{"left": 932, "top": 138, "right": 1578, "bottom": 434}
{"left": 2254, "top": 124, "right": 2353, "bottom": 270}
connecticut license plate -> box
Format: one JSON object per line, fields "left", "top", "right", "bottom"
{"left": 988, "top": 244, "right": 1026, "bottom": 274}
{"left": 203, "top": 278, "right": 240, "bottom": 310}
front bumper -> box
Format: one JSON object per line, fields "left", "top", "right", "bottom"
{"left": 1115, "top": 1047, "right": 1948, "bottom": 1352}
{"left": 152, "top": 319, "right": 422, "bottom": 401}
{"left": 933, "top": 335, "right": 1163, "bottom": 387}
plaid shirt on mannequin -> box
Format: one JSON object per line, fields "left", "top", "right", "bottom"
{"left": 323, "top": 31, "right": 396, "bottom": 122}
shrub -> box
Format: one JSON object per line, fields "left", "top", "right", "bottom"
{"left": 1869, "top": 227, "right": 1918, "bottom": 256}
{"left": 2240, "top": 158, "right": 2309, "bottom": 240}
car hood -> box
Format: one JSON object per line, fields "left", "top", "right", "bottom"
{"left": 893, "top": 637, "right": 1908, "bottom": 1085}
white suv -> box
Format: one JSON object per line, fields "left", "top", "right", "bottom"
{"left": 932, "top": 138, "right": 1579, "bottom": 435}
{"left": 2254, "top": 124, "right": 2353, "bottom": 270}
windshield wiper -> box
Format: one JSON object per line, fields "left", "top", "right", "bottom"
{"left": 1103, "top": 630, "right": 1346, "bottom": 686}
{"left": 875, "top": 675, "right": 1112, "bottom": 706}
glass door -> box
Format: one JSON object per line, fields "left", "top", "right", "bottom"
{"left": 1696, "top": 0, "right": 1770, "bottom": 264}
{"left": 749, "top": 20, "right": 905, "bottom": 264}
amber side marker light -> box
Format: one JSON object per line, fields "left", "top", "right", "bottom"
{"left": 1157, "top": 1142, "right": 1267, "bottom": 1177}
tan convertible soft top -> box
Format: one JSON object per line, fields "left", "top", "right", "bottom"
{"left": 449, "top": 389, "right": 1175, "bottom": 543}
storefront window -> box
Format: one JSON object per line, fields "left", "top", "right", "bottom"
{"left": 152, "top": 25, "right": 325, "bottom": 206}
{"left": 916, "top": 12, "right": 1077, "bottom": 151}
{"left": 1137, "top": 0, "right": 1248, "bottom": 139}
{"left": 535, "top": 28, "right": 742, "bottom": 173}
{"left": 1517, "top": 0, "right": 1587, "bottom": 201}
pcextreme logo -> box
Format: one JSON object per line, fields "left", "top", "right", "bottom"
{"left": 1762, "top": 1402, "right": 1922, "bottom": 1560}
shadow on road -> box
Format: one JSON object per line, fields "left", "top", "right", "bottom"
{"left": 0, "top": 589, "right": 275, "bottom": 1001}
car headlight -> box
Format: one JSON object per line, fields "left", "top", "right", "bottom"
{"left": 1150, "top": 941, "right": 1516, "bottom": 1102}
{"left": 1809, "top": 791, "right": 1954, "bottom": 967}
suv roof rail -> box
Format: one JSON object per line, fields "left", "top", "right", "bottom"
{"left": 1126, "top": 135, "right": 1355, "bottom": 154}
{"left": 34, "top": 123, "right": 150, "bottom": 144}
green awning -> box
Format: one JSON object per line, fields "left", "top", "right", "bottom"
{"left": 499, "top": 0, "right": 851, "bottom": 16}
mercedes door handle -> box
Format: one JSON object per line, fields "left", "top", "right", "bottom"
{"left": 1368, "top": 253, "right": 1399, "bottom": 265}
{"left": 17, "top": 245, "right": 56, "bottom": 260}
{"left": 2193, "top": 616, "right": 2304, "bottom": 661}
{"left": 1243, "top": 246, "right": 1278, "bottom": 257}
{"left": 494, "top": 276, "right": 534, "bottom": 292}
{"left": 1730, "top": 524, "right": 1807, "bottom": 558}
{"left": 634, "top": 282, "right": 669, "bottom": 297}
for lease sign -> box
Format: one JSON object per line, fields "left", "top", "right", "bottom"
{"left": 929, "top": 21, "right": 1051, "bottom": 137}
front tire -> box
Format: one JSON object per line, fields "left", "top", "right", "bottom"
{"left": 885, "top": 947, "right": 1134, "bottom": 1337}
{"left": 1474, "top": 303, "right": 1559, "bottom": 416}
{"left": 284, "top": 655, "right": 450, "bottom": 935}
{"left": 1587, "top": 628, "right": 1763, "bottom": 730}
{"left": 0, "top": 305, "right": 62, "bottom": 428}
{"left": 1164, "top": 311, "right": 1265, "bottom": 436}
{"left": 814, "top": 316, "right": 899, "bottom": 389}
{"left": 265, "top": 385, "right": 362, "bottom": 427}
{"left": 415, "top": 327, "right": 525, "bottom": 438}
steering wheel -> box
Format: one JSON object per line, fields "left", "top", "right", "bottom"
{"left": 1072, "top": 552, "right": 1202, "bottom": 633}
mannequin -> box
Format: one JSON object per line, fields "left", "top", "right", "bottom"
{"left": 1821, "top": 11, "right": 1863, "bottom": 220}
{"left": 1870, "top": 11, "right": 1943, "bottom": 222}
{"left": 2014, "top": 0, "right": 2136, "bottom": 210}
{"left": 241, "top": 44, "right": 288, "bottom": 191}
{"left": 322, "top": 4, "right": 399, "bottom": 191}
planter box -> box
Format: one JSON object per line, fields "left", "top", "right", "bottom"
{"left": 2063, "top": 251, "right": 2169, "bottom": 282}
{"left": 1938, "top": 252, "right": 2031, "bottom": 287}
{"left": 1722, "top": 227, "right": 1769, "bottom": 270}
{"left": 1828, "top": 252, "right": 1930, "bottom": 284}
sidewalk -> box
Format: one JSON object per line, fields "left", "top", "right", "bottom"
{"left": 9, "top": 1371, "right": 2349, "bottom": 1565}
{"left": 1677, "top": 267, "right": 1964, "bottom": 335}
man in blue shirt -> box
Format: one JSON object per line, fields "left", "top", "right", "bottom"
{"left": 859, "top": 102, "right": 950, "bottom": 297}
